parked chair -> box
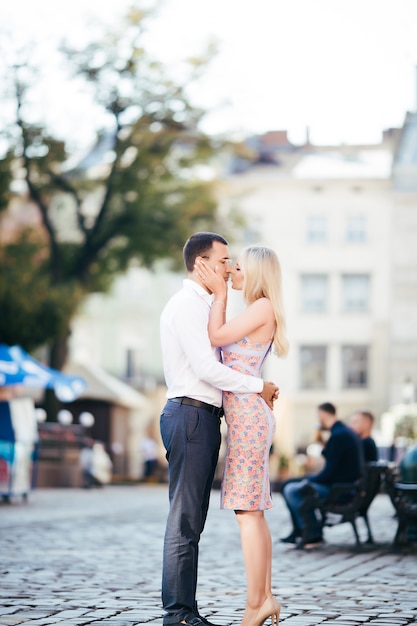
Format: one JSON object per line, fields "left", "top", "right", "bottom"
{"left": 384, "top": 463, "right": 417, "bottom": 546}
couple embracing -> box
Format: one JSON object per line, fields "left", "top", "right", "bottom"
{"left": 159, "top": 232, "right": 289, "bottom": 626}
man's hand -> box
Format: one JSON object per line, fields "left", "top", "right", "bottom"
{"left": 261, "top": 381, "right": 279, "bottom": 410}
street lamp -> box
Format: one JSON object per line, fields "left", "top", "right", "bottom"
{"left": 34, "top": 408, "right": 47, "bottom": 423}
{"left": 79, "top": 411, "right": 95, "bottom": 428}
{"left": 57, "top": 409, "right": 73, "bottom": 425}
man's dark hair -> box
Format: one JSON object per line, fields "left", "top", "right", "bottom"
{"left": 359, "top": 410, "right": 375, "bottom": 424}
{"left": 318, "top": 402, "right": 336, "bottom": 415}
{"left": 183, "top": 232, "right": 228, "bottom": 272}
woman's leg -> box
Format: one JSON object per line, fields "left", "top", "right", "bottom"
{"left": 263, "top": 513, "right": 272, "bottom": 596}
{"left": 235, "top": 510, "right": 272, "bottom": 625}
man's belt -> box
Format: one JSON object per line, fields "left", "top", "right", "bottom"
{"left": 170, "top": 396, "right": 224, "bottom": 418}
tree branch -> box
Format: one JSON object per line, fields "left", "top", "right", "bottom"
{"left": 75, "top": 209, "right": 131, "bottom": 284}
{"left": 47, "top": 171, "right": 88, "bottom": 236}
{"left": 88, "top": 123, "right": 120, "bottom": 242}
{"left": 76, "top": 118, "right": 123, "bottom": 281}
{"left": 14, "top": 67, "right": 62, "bottom": 282}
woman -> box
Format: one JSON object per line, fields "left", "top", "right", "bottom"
{"left": 195, "top": 245, "right": 289, "bottom": 626}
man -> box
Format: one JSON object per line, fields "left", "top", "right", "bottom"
{"left": 349, "top": 410, "right": 378, "bottom": 463}
{"left": 280, "top": 402, "right": 363, "bottom": 549}
{"left": 160, "top": 232, "right": 278, "bottom": 626}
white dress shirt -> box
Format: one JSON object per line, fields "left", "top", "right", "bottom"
{"left": 160, "top": 279, "right": 263, "bottom": 407}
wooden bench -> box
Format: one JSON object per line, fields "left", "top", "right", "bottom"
{"left": 384, "top": 463, "right": 417, "bottom": 546}
{"left": 298, "top": 462, "right": 384, "bottom": 546}
{"left": 322, "top": 462, "right": 384, "bottom": 545}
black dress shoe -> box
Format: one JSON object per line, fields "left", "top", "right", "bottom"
{"left": 280, "top": 530, "right": 300, "bottom": 544}
{"left": 198, "top": 616, "right": 222, "bottom": 626}
{"left": 165, "top": 614, "right": 222, "bottom": 626}
{"left": 295, "top": 535, "right": 324, "bottom": 550}
{"left": 165, "top": 616, "right": 204, "bottom": 626}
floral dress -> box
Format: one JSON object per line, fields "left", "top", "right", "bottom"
{"left": 221, "top": 336, "right": 275, "bottom": 511}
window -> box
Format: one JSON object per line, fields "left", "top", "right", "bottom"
{"left": 346, "top": 215, "right": 367, "bottom": 242}
{"left": 307, "top": 215, "right": 327, "bottom": 243}
{"left": 342, "top": 274, "right": 370, "bottom": 312}
{"left": 301, "top": 274, "right": 328, "bottom": 313}
{"left": 342, "top": 346, "right": 368, "bottom": 388}
{"left": 300, "top": 346, "right": 327, "bottom": 389}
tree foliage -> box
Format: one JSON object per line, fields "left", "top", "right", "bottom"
{"left": 0, "top": 7, "right": 230, "bottom": 367}
{"left": 0, "top": 231, "right": 83, "bottom": 351}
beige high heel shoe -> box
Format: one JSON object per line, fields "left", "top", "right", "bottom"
{"left": 252, "top": 595, "right": 281, "bottom": 626}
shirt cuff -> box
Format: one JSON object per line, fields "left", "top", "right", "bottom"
{"left": 249, "top": 377, "right": 264, "bottom": 393}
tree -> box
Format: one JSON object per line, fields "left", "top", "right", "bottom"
{"left": 0, "top": 230, "right": 83, "bottom": 352}
{"left": 0, "top": 7, "right": 231, "bottom": 371}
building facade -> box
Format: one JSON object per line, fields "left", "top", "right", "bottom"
{"left": 219, "top": 138, "right": 396, "bottom": 455}
{"left": 68, "top": 123, "right": 416, "bottom": 461}
{"left": 390, "top": 112, "right": 417, "bottom": 407}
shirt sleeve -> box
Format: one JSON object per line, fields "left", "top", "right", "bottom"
{"left": 309, "top": 436, "right": 343, "bottom": 485}
{"left": 175, "top": 294, "right": 264, "bottom": 393}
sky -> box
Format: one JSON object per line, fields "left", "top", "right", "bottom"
{"left": 1, "top": 0, "right": 417, "bottom": 148}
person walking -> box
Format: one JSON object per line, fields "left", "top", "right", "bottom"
{"left": 159, "top": 233, "right": 279, "bottom": 626}
{"left": 280, "top": 402, "right": 364, "bottom": 549}
{"left": 195, "top": 245, "right": 289, "bottom": 626}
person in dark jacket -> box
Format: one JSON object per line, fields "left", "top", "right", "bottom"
{"left": 349, "top": 410, "right": 378, "bottom": 463}
{"left": 280, "top": 402, "right": 364, "bottom": 548}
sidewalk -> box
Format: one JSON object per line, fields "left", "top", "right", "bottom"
{"left": 0, "top": 485, "right": 416, "bottom": 626}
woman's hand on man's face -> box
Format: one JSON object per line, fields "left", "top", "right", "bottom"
{"left": 194, "top": 258, "right": 229, "bottom": 297}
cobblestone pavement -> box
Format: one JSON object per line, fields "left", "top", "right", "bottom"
{"left": 0, "top": 485, "right": 416, "bottom": 626}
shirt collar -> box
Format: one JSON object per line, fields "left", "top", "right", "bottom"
{"left": 183, "top": 278, "right": 212, "bottom": 306}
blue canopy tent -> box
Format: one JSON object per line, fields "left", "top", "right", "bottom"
{"left": 0, "top": 344, "right": 86, "bottom": 500}
{"left": 0, "top": 344, "right": 86, "bottom": 402}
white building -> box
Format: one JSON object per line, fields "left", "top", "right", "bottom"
{"left": 217, "top": 134, "right": 395, "bottom": 455}
{"left": 390, "top": 112, "right": 417, "bottom": 406}
{"left": 69, "top": 122, "right": 417, "bottom": 462}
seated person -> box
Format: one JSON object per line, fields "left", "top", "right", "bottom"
{"left": 280, "top": 402, "right": 364, "bottom": 548}
{"left": 349, "top": 410, "right": 378, "bottom": 463}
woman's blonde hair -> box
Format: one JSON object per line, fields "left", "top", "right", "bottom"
{"left": 240, "top": 245, "right": 289, "bottom": 357}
